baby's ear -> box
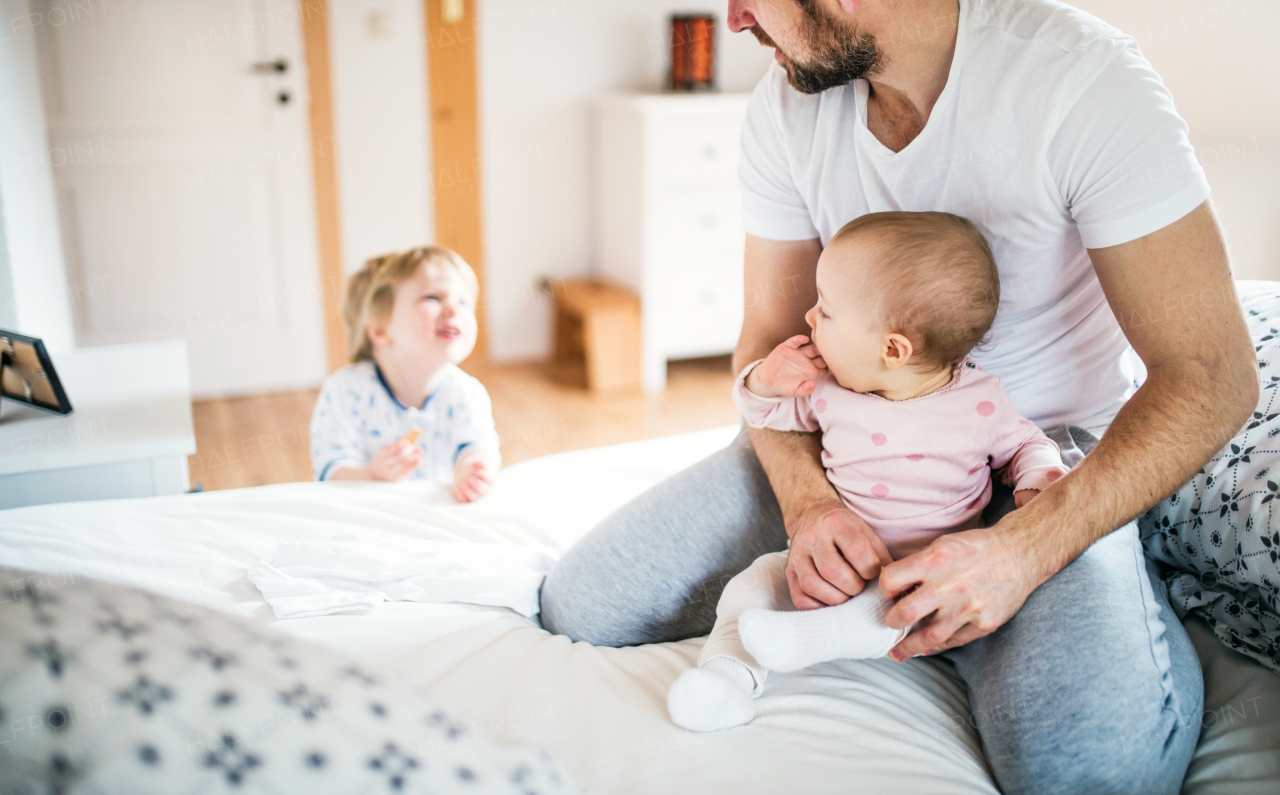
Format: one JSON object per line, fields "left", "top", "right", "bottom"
{"left": 882, "top": 332, "right": 914, "bottom": 370}
{"left": 366, "top": 322, "right": 392, "bottom": 348}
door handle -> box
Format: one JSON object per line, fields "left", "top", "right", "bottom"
{"left": 251, "top": 59, "right": 288, "bottom": 75}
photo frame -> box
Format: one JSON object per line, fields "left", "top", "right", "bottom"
{"left": 0, "top": 330, "right": 72, "bottom": 415}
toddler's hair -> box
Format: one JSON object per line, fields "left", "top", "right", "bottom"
{"left": 831, "top": 211, "right": 999, "bottom": 371}
{"left": 343, "top": 246, "right": 479, "bottom": 363}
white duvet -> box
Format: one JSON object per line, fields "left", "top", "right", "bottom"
{"left": 1, "top": 426, "right": 1275, "bottom": 794}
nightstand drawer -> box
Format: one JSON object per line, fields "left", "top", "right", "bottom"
{"left": 659, "top": 254, "right": 744, "bottom": 358}
{"left": 658, "top": 187, "right": 743, "bottom": 254}
{"left": 659, "top": 120, "right": 742, "bottom": 187}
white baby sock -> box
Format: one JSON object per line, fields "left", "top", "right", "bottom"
{"left": 738, "top": 579, "right": 907, "bottom": 672}
{"left": 667, "top": 656, "right": 756, "bottom": 732}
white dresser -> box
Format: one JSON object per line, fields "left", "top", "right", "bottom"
{"left": 594, "top": 93, "right": 750, "bottom": 392}
{"left": 0, "top": 341, "right": 195, "bottom": 509}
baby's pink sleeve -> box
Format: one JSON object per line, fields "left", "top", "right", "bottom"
{"left": 732, "top": 360, "right": 821, "bottom": 433}
{"left": 989, "top": 395, "right": 1070, "bottom": 493}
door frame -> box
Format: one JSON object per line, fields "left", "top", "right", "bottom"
{"left": 424, "top": 0, "right": 486, "bottom": 360}
{"left": 299, "top": 0, "right": 347, "bottom": 371}
{"left": 302, "top": 0, "right": 486, "bottom": 370}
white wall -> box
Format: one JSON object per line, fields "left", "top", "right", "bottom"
{"left": 329, "top": 0, "right": 434, "bottom": 275}
{"left": 477, "top": 0, "right": 773, "bottom": 361}
{"left": 0, "top": 0, "right": 75, "bottom": 352}
{"left": 1068, "top": 0, "right": 1280, "bottom": 282}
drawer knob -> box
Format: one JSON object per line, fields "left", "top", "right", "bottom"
{"left": 702, "top": 145, "right": 718, "bottom": 159}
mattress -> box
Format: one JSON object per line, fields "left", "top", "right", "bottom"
{"left": 1, "top": 426, "right": 1276, "bottom": 793}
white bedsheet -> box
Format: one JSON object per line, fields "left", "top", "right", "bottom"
{"left": 248, "top": 536, "right": 555, "bottom": 618}
{"left": 1, "top": 426, "right": 1275, "bottom": 793}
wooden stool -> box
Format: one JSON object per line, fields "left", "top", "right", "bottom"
{"left": 551, "top": 278, "right": 642, "bottom": 393}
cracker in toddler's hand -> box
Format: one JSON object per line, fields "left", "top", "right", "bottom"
{"left": 402, "top": 428, "right": 422, "bottom": 444}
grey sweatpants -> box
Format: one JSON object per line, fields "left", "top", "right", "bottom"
{"left": 540, "top": 426, "right": 1204, "bottom": 795}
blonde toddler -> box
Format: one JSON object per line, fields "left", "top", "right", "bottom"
{"left": 310, "top": 246, "right": 499, "bottom": 502}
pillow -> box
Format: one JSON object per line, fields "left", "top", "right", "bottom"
{"left": 1140, "top": 280, "right": 1280, "bottom": 676}
{"left": 0, "top": 566, "right": 578, "bottom": 794}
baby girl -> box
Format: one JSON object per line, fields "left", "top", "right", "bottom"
{"left": 667, "top": 211, "right": 1069, "bottom": 732}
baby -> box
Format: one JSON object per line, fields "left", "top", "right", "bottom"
{"left": 310, "top": 246, "right": 500, "bottom": 502}
{"left": 667, "top": 211, "right": 1069, "bottom": 732}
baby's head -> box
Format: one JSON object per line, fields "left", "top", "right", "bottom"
{"left": 804, "top": 212, "right": 999, "bottom": 395}
{"left": 344, "top": 246, "right": 480, "bottom": 368}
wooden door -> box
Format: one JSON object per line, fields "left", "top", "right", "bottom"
{"left": 34, "top": 0, "right": 326, "bottom": 396}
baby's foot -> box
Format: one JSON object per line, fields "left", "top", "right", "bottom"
{"left": 667, "top": 658, "right": 755, "bottom": 732}
{"left": 739, "top": 579, "right": 907, "bottom": 672}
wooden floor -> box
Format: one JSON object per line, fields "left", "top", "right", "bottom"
{"left": 188, "top": 356, "right": 739, "bottom": 491}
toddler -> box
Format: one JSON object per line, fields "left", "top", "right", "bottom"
{"left": 310, "top": 246, "right": 500, "bottom": 502}
{"left": 667, "top": 212, "right": 1069, "bottom": 731}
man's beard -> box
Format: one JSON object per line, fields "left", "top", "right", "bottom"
{"left": 751, "top": 3, "right": 883, "bottom": 94}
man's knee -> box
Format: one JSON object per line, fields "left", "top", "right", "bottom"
{"left": 966, "top": 670, "right": 1198, "bottom": 795}
{"left": 985, "top": 718, "right": 1195, "bottom": 795}
{"left": 539, "top": 536, "right": 722, "bottom": 647}
{"left": 538, "top": 544, "right": 647, "bottom": 646}
{"left": 538, "top": 562, "right": 584, "bottom": 640}
{"left": 953, "top": 520, "right": 1202, "bottom": 794}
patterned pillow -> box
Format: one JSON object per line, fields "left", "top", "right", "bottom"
{"left": 1140, "top": 280, "right": 1280, "bottom": 676}
{"left": 0, "top": 566, "right": 577, "bottom": 794}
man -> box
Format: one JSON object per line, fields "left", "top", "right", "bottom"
{"left": 541, "top": 1, "right": 1259, "bottom": 792}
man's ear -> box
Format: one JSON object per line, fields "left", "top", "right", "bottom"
{"left": 882, "top": 332, "right": 913, "bottom": 370}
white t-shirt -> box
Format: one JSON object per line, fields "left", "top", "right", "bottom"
{"left": 739, "top": 0, "right": 1210, "bottom": 432}
{"left": 309, "top": 361, "right": 500, "bottom": 482}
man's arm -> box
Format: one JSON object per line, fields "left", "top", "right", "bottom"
{"left": 881, "top": 201, "right": 1258, "bottom": 659}
{"left": 737, "top": 234, "right": 894, "bottom": 609}
{"left": 733, "top": 235, "right": 822, "bottom": 373}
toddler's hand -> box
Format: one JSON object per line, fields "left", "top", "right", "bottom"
{"left": 746, "top": 335, "right": 828, "bottom": 398}
{"left": 453, "top": 457, "right": 496, "bottom": 503}
{"left": 1013, "top": 488, "right": 1041, "bottom": 508}
{"left": 370, "top": 439, "right": 422, "bottom": 481}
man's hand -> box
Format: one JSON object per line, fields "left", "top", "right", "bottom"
{"left": 1013, "top": 488, "right": 1040, "bottom": 508}
{"left": 880, "top": 512, "right": 1046, "bottom": 661}
{"left": 370, "top": 439, "right": 422, "bottom": 481}
{"left": 786, "top": 500, "right": 894, "bottom": 609}
{"left": 745, "top": 335, "right": 828, "bottom": 398}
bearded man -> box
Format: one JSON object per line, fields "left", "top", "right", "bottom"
{"left": 541, "top": 2, "right": 1259, "bottom": 792}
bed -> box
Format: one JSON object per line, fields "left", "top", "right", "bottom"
{"left": 1, "top": 426, "right": 1277, "bottom": 793}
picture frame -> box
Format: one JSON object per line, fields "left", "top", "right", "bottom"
{"left": 0, "top": 330, "right": 73, "bottom": 415}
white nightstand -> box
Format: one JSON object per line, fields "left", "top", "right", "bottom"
{"left": 0, "top": 341, "right": 196, "bottom": 509}
{"left": 594, "top": 93, "right": 751, "bottom": 392}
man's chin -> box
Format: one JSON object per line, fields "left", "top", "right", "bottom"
{"left": 784, "top": 65, "right": 857, "bottom": 95}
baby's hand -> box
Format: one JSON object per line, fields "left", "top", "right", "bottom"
{"left": 1013, "top": 488, "right": 1041, "bottom": 508}
{"left": 746, "top": 335, "right": 828, "bottom": 398}
{"left": 370, "top": 439, "right": 422, "bottom": 481}
{"left": 453, "top": 456, "right": 497, "bottom": 503}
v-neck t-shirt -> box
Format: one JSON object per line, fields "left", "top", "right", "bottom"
{"left": 738, "top": 0, "right": 1210, "bottom": 432}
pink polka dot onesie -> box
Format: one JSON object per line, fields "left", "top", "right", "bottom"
{"left": 734, "top": 355, "right": 1068, "bottom": 559}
